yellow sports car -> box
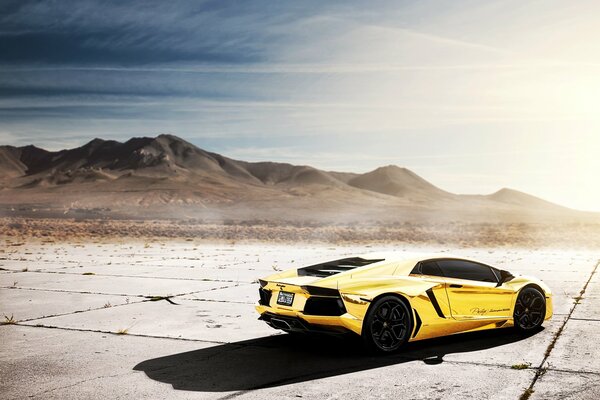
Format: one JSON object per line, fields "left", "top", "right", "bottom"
{"left": 256, "top": 253, "right": 552, "bottom": 352}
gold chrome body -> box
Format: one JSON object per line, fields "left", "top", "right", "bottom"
{"left": 255, "top": 253, "right": 552, "bottom": 341}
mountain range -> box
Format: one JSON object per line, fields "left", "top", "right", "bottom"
{"left": 0, "top": 134, "right": 593, "bottom": 223}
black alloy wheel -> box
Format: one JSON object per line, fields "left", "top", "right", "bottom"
{"left": 514, "top": 287, "right": 546, "bottom": 331}
{"left": 363, "top": 295, "right": 412, "bottom": 353}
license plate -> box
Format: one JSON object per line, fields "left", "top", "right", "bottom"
{"left": 277, "top": 291, "right": 294, "bottom": 306}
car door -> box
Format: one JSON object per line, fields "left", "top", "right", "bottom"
{"left": 436, "top": 259, "right": 514, "bottom": 320}
{"left": 410, "top": 261, "right": 452, "bottom": 318}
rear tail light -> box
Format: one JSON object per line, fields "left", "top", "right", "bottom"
{"left": 258, "top": 288, "right": 272, "bottom": 306}
{"left": 301, "top": 285, "right": 340, "bottom": 297}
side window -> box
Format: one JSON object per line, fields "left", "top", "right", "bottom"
{"left": 437, "top": 260, "right": 498, "bottom": 283}
{"left": 420, "top": 261, "right": 444, "bottom": 277}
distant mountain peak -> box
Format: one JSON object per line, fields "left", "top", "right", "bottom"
{"left": 348, "top": 164, "right": 451, "bottom": 200}
{"left": 487, "top": 187, "right": 565, "bottom": 210}
{"left": 0, "top": 134, "right": 580, "bottom": 219}
{"left": 370, "top": 165, "right": 415, "bottom": 177}
{"left": 490, "top": 187, "right": 534, "bottom": 198}
{"left": 156, "top": 133, "right": 183, "bottom": 141}
{"left": 377, "top": 164, "right": 407, "bottom": 171}
{"left": 87, "top": 138, "right": 106, "bottom": 145}
{"left": 492, "top": 187, "right": 513, "bottom": 194}
{"left": 152, "top": 133, "right": 194, "bottom": 146}
{"left": 20, "top": 144, "right": 48, "bottom": 152}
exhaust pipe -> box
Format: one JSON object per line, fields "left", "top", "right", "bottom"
{"left": 270, "top": 318, "right": 292, "bottom": 330}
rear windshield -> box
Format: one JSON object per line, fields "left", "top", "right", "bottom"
{"left": 298, "top": 257, "right": 384, "bottom": 277}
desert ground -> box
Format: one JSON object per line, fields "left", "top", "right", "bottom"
{"left": 1, "top": 224, "right": 599, "bottom": 400}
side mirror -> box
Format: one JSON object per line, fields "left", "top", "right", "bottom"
{"left": 496, "top": 270, "right": 515, "bottom": 287}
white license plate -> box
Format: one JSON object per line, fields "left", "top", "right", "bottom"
{"left": 277, "top": 291, "right": 294, "bottom": 306}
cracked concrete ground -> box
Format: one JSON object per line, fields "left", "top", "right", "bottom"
{"left": 0, "top": 241, "right": 598, "bottom": 399}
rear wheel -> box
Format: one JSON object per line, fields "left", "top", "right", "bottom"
{"left": 514, "top": 287, "right": 546, "bottom": 331}
{"left": 362, "top": 296, "right": 412, "bottom": 353}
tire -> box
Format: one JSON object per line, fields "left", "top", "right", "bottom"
{"left": 514, "top": 287, "right": 546, "bottom": 331}
{"left": 362, "top": 295, "right": 412, "bottom": 353}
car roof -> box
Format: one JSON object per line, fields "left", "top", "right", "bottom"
{"left": 354, "top": 251, "right": 490, "bottom": 276}
{"left": 355, "top": 251, "right": 467, "bottom": 263}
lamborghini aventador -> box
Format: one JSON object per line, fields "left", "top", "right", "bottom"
{"left": 255, "top": 253, "right": 552, "bottom": 353}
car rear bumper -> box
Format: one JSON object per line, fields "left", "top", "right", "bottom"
{"left": 255, "top": 304, "right": 363, "bottom": 335}
{"left": 258, "top": 312, "right": 353, "bottom": 335}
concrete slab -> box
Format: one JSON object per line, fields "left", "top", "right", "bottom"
{"left": 440, "top": 318, "right": 565, "bottom": 368}
{"left": 0, "top": 288, "right": 134, "bottom": 322}
{"left": 20, "top": 298, "right": 274, "bottom": 342}
{"left": 53, "top": 264, "right": 265, "bottom": 283}
{"left": 590, "top": 262, "right": 600, "bottom": 282}
{"left": 543, "top": 319, "right": 600, "bottom": 374}
{"left": 529, "top": 370, "right": 600, "bottom": 400}
{"left": 1, "top": 262, "right": 264, "bottom": 283}
{"left": 552, "top": 293, "right": 578, "bottom": 316}
{"left": 572, "top": 296, "right": 600, "bottom": 320}
{"left": 183, "top": 283, "right": 258, "bottom": 304}
{"left": 0, "top": 271, "right": 234, "bottom": 297}
{"left": 544, "top": 279, "right": 585, "bottom": 297}
{"left": 0, "top": 260, "right": 84, "bottom": 272}
{"left": 114, "top": 257, "right": 253, "bottom": 270}
{"left": 0, "top": 325, "right": 214, "bottom": 400}
{"left": 139, "top": 266, "right": 264, "bottom": 282}
{"left": 570, "top": 267, "right": 600, "bottom": 320}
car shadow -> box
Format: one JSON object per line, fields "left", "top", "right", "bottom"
{"left": 134, "top": 327, "right": 543, "bottom": 392}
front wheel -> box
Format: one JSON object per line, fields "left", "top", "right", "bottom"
{"left": 514, "top": 287, "right": 546, "bottom": 331}
{"left": 362, "top": 296, "right": 412, "bottom": 353}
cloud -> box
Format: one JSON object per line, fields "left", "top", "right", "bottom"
{"left": 0, "top": 0, "right": 281, "bottom": 66}
{"left": 0, "top": 32, "right": 261, "bottom": 65}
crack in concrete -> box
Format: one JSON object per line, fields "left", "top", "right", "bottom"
{"left": 519, "top": 259, "right": 600, "bottom": 400}
{"left": 0, "top": 285, "right": 146, "bottom": 297}
{"left": 0, "top": 294, "right": 200, "bottom": 326}
{"left": 0, "top": 281, "right": 241, "bottom": 298}
{"left": 383, "top": 356, "right": 536, "bottom": 372}
{"left": 182, "top": 297, "right": 255, "bottom": 305}
{"left": 1, "top": 284, "right": 253, "bottom": 333}
{"left": 11, "top": 298, "right": 147, "bottom": 323}
{"left": 8, "top": 322, "right": 229, "bottom": 345}
{"left": 3, "top": 268, "right": 255, "bottom": 284}
{"left": 569, "top": 317, "right": 600, "bottom": 322}
{"left": 545, "top": 367, "right": 600, "bottom": 376}
{"left": 0, "top": 283, "right": 245, "bottom": 326}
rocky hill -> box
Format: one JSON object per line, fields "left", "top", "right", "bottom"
{"left": 0, "top": 134, "right": 593, "bottom": 223}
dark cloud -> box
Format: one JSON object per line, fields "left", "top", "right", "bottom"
{"left": 0, "top": 32, "right": 261, "bottom": 65}
{"left": 0, "top": 0, "right": 333, "bottom": 66}
{"left": 0, "top": 1, "right": 271, "bottom": 66}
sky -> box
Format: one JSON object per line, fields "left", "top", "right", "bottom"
{"left": 1, "top": 0, "right": 600, "bottom": 211}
